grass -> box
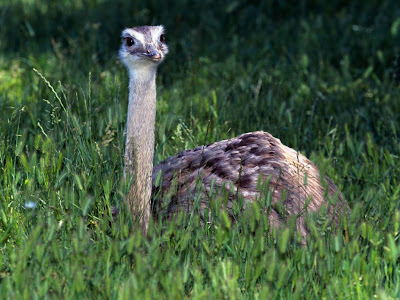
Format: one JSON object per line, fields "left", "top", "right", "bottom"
{"left": 1, "top": 0, "right": 400, "bottom": 298}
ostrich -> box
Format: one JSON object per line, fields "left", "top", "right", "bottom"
{"left": 119, "top": 25, "right": 347, "bottom": 238}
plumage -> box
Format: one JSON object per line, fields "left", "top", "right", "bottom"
{"left": 152, "top": 131, "right": 345, "bottom": 238}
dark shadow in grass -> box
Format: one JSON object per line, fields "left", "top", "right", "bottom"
{"left": 1, "top": 0, "right": 397, "bottom": 66}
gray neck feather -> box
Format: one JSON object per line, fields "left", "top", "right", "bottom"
{"left": 125, "top": 66, "right": 157, "bottom": 233}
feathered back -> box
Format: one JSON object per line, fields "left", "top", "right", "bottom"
{"left": 152, "top": 131, "right": 347, "bottom": 238}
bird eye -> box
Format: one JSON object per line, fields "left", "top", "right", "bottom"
{"left": 125, "top": 37, "right": 134, "bottom": 47}
{"left": 159, "top": 34, "right": 165, "bottom": 43}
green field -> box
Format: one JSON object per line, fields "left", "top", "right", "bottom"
{"left": 1, "top": 0, "right": 400, "bottom": 298}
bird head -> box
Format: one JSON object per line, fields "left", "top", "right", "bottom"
{"left": 119, "top": 25, "right": 168, "bottom": 71}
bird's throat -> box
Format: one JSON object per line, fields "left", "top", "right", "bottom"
{"left": 124, "top": 68, "right": 157, "bottom": 233}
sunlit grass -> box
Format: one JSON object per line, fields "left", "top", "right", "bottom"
{"left": 1, "top": 0, "right": 400, "bottom": 298}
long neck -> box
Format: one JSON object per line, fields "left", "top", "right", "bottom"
{"left": 125, "top": 67, "right": 157, "bottom": 234}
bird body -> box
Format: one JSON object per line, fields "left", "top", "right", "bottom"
{"left": 119, "top": 25, "right": 347, "bottom": 238}
{"left": 152, "top": 131, "right": 344, "bottom": 238}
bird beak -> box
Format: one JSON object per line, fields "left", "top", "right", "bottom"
{"left": 144, "top": 44, "right": 161, "bottom": 61}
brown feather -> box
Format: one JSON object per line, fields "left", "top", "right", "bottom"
{"left": 152, "top": 131, "right": 348, "bottom": 239}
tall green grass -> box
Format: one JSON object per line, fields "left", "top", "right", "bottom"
{"left": 1, "top": 0, "right": 400, "bottom": 298}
